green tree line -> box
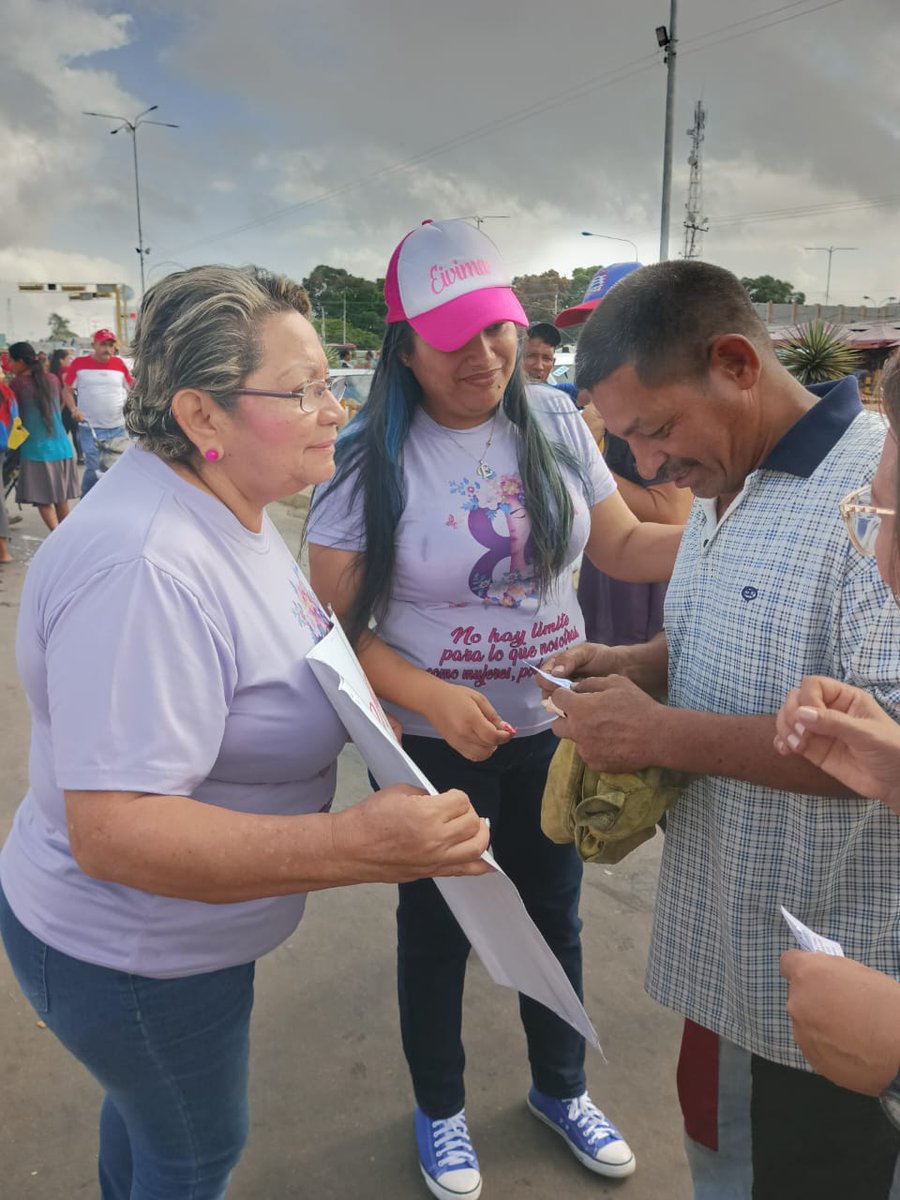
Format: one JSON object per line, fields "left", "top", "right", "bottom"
{"left": 296, "top": 264, "right": 806, "bottom": 346}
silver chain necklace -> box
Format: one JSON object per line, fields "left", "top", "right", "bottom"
{"left": 437, "top": 407, "right": 500, "bottom": 480}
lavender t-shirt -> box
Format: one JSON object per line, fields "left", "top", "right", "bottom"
{"left": 308, "top": 385, "right": 615, "bottom": 736}
{"left": 1, "top": 447, "right": 346, "bottom": 978}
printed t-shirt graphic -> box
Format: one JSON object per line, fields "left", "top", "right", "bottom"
{"left": 308, "top": 385, "right": 616, "bottom": 737}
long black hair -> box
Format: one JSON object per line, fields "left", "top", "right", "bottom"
{"left": 313, "top": 321, "right": 589, "bottom": 643}
{"left": 9, "top": 342, "right": 55, "bottom": 434}
{"left": 48, "top": 348, "right": 70, "bottom": 383}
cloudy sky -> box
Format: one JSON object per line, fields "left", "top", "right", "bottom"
{"left": 3, "top": 0, "right": 899, "bottom": 340}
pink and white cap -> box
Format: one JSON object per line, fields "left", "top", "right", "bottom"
{"left": 384, "top": 219, "right": 528, "bottom": 352}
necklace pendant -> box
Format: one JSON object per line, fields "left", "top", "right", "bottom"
{"left": 477, "top": 461, "right": 496, "bottom": 480}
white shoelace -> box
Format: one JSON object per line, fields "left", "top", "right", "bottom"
{"left": 565, "top": 1095, "right": 621, "bottom": 1148}
{"left": 432, "top": 1114, "right": 477, "bottom": 1169}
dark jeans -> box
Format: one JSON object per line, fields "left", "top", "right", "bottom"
{"left": 679, "top": 1020, "right": 900, "bottom": 1199}
{"left": 750, "top": 1054, "right": 900, "bottom": 1199}
{"left": 0, "top": 884, "right": 254, "bottom": 1200}
{"left": 398, "top": 729, "right": 586, "bottom": 1118}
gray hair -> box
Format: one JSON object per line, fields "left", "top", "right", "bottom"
{"left": 575, "top": 260, "right": 774, "bottom": 393}
{"left": 125, "top": 264, "right": 312, "bottom": 460}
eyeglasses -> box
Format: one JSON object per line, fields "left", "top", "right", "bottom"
{"left": 234, "top": 376, "right": 346, "bottom": 413}
{"left": 838, "top": 485, "right": 896, "bottom": 556}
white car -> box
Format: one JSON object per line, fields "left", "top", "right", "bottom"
{"left": 331, "top": 367, "right": 375, "bottom": 411}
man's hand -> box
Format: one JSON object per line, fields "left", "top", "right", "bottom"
{"left": 537, "top": 643, "right": 622, "bottom": 699}
{"left": 332, "top": 784, "right": 491, "bottom": 881}
{"left": 429, "top": 684, "right": 513, "bottom": 762}
{"left": 774, "top": 676, "right": 900, "bottom": 813}
{"left": 781, "top": 951, "right": 900, "bottom": 1095}
{"left": 550, "top": 674, "right": 666, "bottom": 772}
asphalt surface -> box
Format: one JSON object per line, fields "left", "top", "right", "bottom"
{"left": 0, "top": 491, "right": 690, "bottom": 1199}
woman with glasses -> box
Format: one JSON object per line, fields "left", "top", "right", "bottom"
{"left": 308, "top": 219, "right": 683, "bottom": 1200}
{"left": 0, "top": 265, "right": 489, "bottom": 1200}
{"left": 774, "top": 353, "right": 900, "bottom": 1119}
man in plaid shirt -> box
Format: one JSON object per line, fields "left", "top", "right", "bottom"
{"left": 543, "top": 261, "right": 900, "bottom": 1199}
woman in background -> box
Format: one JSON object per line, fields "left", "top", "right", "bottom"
{"left": 7, "top": 342, "right": 78, "bottom": 531}
{"left": 49, "top": 348, "right": 82, "bottom": 463}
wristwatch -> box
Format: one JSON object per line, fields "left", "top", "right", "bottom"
{"left": 879, "top": 1070, "right": 900, "bottom": 1130}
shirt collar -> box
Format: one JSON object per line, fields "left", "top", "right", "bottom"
{"left": 760, "top": 375, "right": 863, "bottom": 478}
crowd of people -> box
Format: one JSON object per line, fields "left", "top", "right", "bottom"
{"left": 0, "top": 329, "right": 133, "bottom": 550}
{"left": 0, "top": 222, "right": 898, "bottom": 1200}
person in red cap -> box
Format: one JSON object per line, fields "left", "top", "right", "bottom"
{"left": 309, "top": 219, "right": 685, "bottom": 1200}
{"left": 62, "top": 329, "right": 133, "bottom": 495}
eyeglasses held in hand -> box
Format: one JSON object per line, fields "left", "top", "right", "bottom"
{"left": 234, "top": 376, "right": 347, "bottom": 412}
{"left": 838, "top": 485, "right": 896, "bottom": 556}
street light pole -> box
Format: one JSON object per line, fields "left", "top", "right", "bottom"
{"left": 656, "top": 0, "right": 678, "bottom": 262}
{"left": 804, "top": 246, "right": 858, "bottom": 306}
{"left": 466, "top": 215, "right": 510, "bottom": 231}
{"left": 130, "top": 124, "right": 146, "bottom": 296}
{"left": 581, "top": 231, "right": 639, "bottom": 260}
{"left": 83, "top": 106, "right": 179, "bottom": 298}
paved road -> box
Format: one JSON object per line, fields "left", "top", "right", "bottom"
{"left": 0, "top": 495, "right": 690, "bottom": 1199}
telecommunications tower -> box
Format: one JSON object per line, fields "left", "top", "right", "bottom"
{"left": 682, "top": 100, "right": 709, "bottom": 260}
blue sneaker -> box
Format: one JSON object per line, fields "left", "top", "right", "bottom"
{"left": 415, "top": 1107, "right": 482, "bottom": 1200}
{"left": 527, "top": 1087, "right": 636, "bottom": 1178}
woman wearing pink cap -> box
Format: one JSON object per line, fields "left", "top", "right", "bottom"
{"left": 309, "top": 219, "right": 683, "bottom": 1200}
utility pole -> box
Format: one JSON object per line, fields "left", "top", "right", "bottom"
{"left": 682, "top": 101, "right": 709, "bottom": 259}
{"left": 83, "top": 106, "right": 179, "bottom": 298}
{"left": 342, "top": 292, "right": 347, "bottom": 345}
{"left": 804, "top": 246, "right": 858, "bottom": 306}
{"left": 656, "top": 0, "right": 678, "bottom": 262}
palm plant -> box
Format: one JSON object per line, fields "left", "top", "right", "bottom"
{"left": 777, "top": 320, "right": 861, "bottom": 384}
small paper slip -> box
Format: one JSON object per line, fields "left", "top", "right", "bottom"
{"left": 780, "top": 906, "right": 845, "bottom": 957}
{"left": 529, "top": 665, "right": 574, "bottom": 690}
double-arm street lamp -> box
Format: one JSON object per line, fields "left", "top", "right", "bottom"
{"left": 804, "top": 245, "right": 857, "bottom": 307}
{"left": 83, "top": 106, "right": 179, "bottom": 297}
{"left": 581, "top": 231, "right": 639, "bottom": 261}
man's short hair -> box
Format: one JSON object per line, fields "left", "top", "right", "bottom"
{"left": 526, "top": 322, "right": 561, "bottom": 348}
{"left": 575, "top": 260, "right": 774, "bottom": 391}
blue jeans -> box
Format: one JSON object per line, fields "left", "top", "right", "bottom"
{"left": 0, "top": 884, "right": 254, "bottom": 1199}
{"left": 398, "top": 729, "right": 586, "bottom": 1117}
{"left": 78, "top": 423, "right": 126, "bottom": 495}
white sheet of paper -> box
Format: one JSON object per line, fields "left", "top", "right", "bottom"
{"left": 780, "top": 906, "right": 845, "bottom": 957}
{"left": 528, "top": 665, "right": 575, "bottom": 690}
{"left": 307, "top": 616, "right": 600, "bottom": 1049}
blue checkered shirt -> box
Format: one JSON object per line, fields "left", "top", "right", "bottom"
{"left": 645, "top": 396, "right": 900, "bottom": 1068}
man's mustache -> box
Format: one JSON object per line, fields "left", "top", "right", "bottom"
{"left": 645, "top": 459, "right": 698, "bottom": 484}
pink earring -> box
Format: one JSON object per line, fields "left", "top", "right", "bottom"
{"left": 205, "top": 449, "right": 220, "bottom": 462}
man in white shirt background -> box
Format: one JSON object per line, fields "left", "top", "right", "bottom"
{"left": 63, "top": 329, "right": 133, "bottom": 495}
